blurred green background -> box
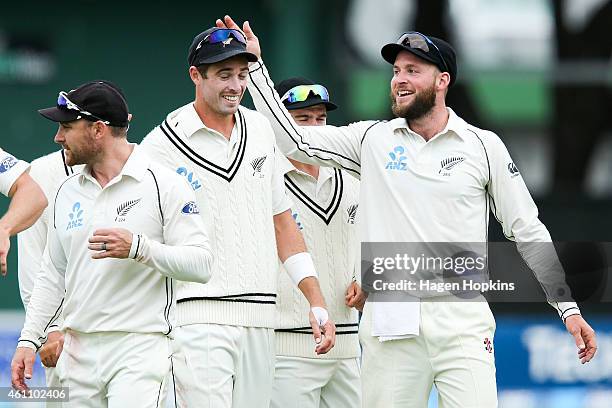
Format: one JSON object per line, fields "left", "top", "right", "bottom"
{"left": 1, "top": 0, "right": 611, "bottom": 309}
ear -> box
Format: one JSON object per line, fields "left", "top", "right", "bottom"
{"left": 91, "top": 121, "right": 107, "bottom": 139}
{"left": 437, "top": 72, "right": 451, "bottom": 91}
{"left": 189, "top": 66, "right": 201, "bottom": 85}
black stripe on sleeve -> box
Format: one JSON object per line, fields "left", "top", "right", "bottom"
{"left": 249, "top": 69, "right": 361, "bottom": 176}
{"left": 147, "top": 169, "right": 164, "bottom": 226}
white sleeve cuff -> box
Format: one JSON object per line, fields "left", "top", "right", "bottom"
{"left": 283, "top": 252, "right": 317, "bottom": 286}
{"left": 128, "top": 233, "right": 141, "bottom": 259}
{"left": 556, "top": 302, "right": 581, "bottom": 322}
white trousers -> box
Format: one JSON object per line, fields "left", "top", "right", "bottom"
{"left": 360, "top": 299, "right": 498, "bottom": 408}
{"left": 56, "top": 330, "right": 171, "bottom": 408}
{"left": 171, "top": 323, "right": 275, "bottom": 408}
{"left": 271, "top": 356, "right": 361, "bottom": 408}
{"left": 44, "top": 365, "right": 63, "bottom": 408}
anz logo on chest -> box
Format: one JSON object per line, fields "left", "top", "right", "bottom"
{"left": 66, "top": 202, "right": 84, "bottom": 231}
{"left": 176, "top": 167, "right": 202, "bottom": 191}
{"left": 385, "top": 146, "right": 408, "bottom": 171}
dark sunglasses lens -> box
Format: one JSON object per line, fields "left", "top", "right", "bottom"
{"left": 398, "top": 33, "right": 430, "bottom": 53}
{"left": 57, "top": 94, "right": 68, "bottom": 107}
{"left": 208, "top": 29, "right": 246, "bottom": 45}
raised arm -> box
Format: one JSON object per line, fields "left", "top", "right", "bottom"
{"left": 218, "top": 15, "right": 368, "bottom": 178}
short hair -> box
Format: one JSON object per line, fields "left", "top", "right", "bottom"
{"left": 110, "top": 125, "right": 128, "bottom": 138}
{"left": 196, "top": 64, "right": 210, "bottom": 78}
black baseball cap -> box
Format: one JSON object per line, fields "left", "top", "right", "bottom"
{"left": 38, "top": 80, "right": 129, "bottom": 127}
{"left": 275, "top": 77, "right": 338, "bottom": 111}
{"left": 188, "top": 27, "right": 258, "bottom": 67}
{"left": 381, "top": 32, "right": 457, "bottom": 87}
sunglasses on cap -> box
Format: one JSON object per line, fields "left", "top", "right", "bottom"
{"left": 57, "top": 91, "right": 111, "bottom": 124}
{"left": 200, "top": 28, "right": 247, "bottom": 48}
{"left": 280, "top": 85, "right": 330, "bottom": 104}
{"left": 396, "top": 31, "right": 449, "bottom": 73}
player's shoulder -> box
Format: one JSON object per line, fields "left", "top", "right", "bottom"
{"left": 30, "top": 150, "right": 64, "bottom": 170}
{"left": 29, "top": 150, "right": 75, "bottom": 190}
{"left": 454, "top": 111, "right": 503, "bottom": 148}
{"left": 146, "top": 160, "right": 191, "bottom": 193}
{"left": 142, "top": 104, "right": 189, "bottom": 143}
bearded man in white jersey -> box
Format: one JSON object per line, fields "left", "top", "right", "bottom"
{"left": 271, "top": 77, "right": 365, "bottom": 408}
{"left": 16, "top": 81, "right": 125, "bottom": 407}
{"left": 140, "top": 27, "right": 336, "bottom": 407}
{"left": 218, "top": 15, "right": 598, "bottom": 408}
{"left": 11, "top": 81, "right": 213, "bottom": 407}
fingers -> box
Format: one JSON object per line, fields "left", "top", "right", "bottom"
{"left": 1, "top": 251, "right": 6, "bottom": 276}
{"left": 310, "top": 312, "right": 322, "bottom": 345}
{"left": 11, "top": 357, "right": 26, "bottom": 391}
{"left": 24, "top": 351, "right": 35, "bottom": 380}
{"left": 580, "top": 330, "right": 597, "bottom": 364}
{"left": 316, "top": 321, "right": 336, "bottom": 355}
{"left": 570, "top": 327, "right": 585, "bottom": 351}
{"left": 56, "top": 336, "right": 65, "bottom": 359}
{"left": 223, "top": 15, "right": 240, "bottom": 30}
{"left": 91, "top": 228, "right": 117, "bottom": 236}
{"left": 88, "top": 234, "right": 110, "bottom": 243}
{"left": 215, "top": 19, "right": 225, "bottom": 28}
{"left": 243, "top": 21, "right": 255, "bottom": 38}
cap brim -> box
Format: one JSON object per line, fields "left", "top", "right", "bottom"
{"left": 194, "top": 49, "right": 258, "bottom": 65}
{"left": 285, "top": 100, "right": 338, "bottom": 112}
{"left": 38, "top": 107, "right": 80, "bottom": 123}
{"left": 381, "top": 43, "right": 438, "bottom": 66}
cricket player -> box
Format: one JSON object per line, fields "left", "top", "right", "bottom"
{"left": 11, "top": 80, "right": 213, "bottom": 407}
{"left": 139, "top": 27, "right": 335, "bottom": 407}
{"left": 271, "top": 77, "right": 364, "bottom": 408}
{"left": 17, "top": 148, "right": 82, "bottom": 407}
{"left": 0, "top": 148, "right": 47, "bottom": 276}
{"left": 217, "top": 15, "right": 598, "bottom": 408}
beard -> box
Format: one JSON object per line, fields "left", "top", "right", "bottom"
{"left": 390, "top": 83, "right": 436, "bottom": 121}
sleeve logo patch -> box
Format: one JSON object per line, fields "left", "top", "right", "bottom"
{"left": 0, "top": 155, "right": 18, "bottom": 173}
{"left": 181, "top": 201, "right": 200, "bottom": 215}
{"left": 507, "top": 162, "right": 520, "bottom": 177}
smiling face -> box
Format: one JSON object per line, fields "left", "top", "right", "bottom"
{"left": 390, "top": 50, "right": 444, "bottom": 121}
{"left": 192, "top": 55, "right": 249, "bottom": 118}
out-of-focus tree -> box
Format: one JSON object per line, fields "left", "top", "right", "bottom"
{"left": 413, "top": 0, "right": 485, "bottom": 129}
{"left": 551, "top": 0, "right": 612, "bottom": 194}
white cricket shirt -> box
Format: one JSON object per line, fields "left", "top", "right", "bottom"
{"left": 18, "top": 146, "right": 213, "bottom": 350}
{"left": 0, "top": 148, "right": 29, "bottom": 196}
{"left": 248, "top": 60, "right": 579, "bottom": 320}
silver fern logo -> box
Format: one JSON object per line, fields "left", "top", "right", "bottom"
{"left": 347, "top": 204, "right": 358, "bottom": 224}
{"left": 115, "top": 198, "right": 141, "bottom": 222}
{"left": 439, "top": 156, "right": 465, "bottom": 175}
{"left": 250, "top": 155, "right": 267, "bottom": 177}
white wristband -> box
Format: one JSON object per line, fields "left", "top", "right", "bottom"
{"left": 283, "top": 252, "right": 317, "bottom": 286}
{"left": 128, "top": 234, "right": 141, "bottom": 259}
{"left": 311, "top": 307, "right": 329, "bottom": 326}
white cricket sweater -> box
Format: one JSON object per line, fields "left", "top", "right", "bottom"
{"left": 276, "top": 158, "right": 361, "bottom": 359}
{"left": 140, "top": 103, "right": 292, "bottom": 328}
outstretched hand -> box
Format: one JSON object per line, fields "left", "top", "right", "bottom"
{"left": 565, "top": 314, "right": 597, "bottom": 364}
{"left": 216, "top": 15, "right": 261, "bottom": 60}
